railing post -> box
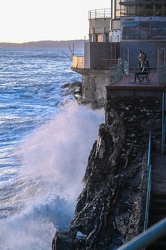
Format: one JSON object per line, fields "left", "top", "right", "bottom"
{"left": 161, "top": 92, "right": 165, "bottom": 154}
{"left": 144, "top": 131, "right": 152, "bottom": 231}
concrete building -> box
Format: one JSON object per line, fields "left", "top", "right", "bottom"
{"left": 71, "top": 1, "right": 166, "bottom": 106}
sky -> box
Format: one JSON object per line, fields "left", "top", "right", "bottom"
{"left": 0, "top": 0, "right": 110, "bottom": 43}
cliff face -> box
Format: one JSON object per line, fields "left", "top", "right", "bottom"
{"left": 52, "top": 88, "right": 162, "bottom": 249}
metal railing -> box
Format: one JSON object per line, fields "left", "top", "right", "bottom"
{"left": 117, "top": 132, "right": 166, "bottom": 250}
{"left": 71, "top": 57, "right": 166, "bottom": 85}
{"left": 158, "top": 65, "right": 166, "bottom": 83}
{"left": 161, "top": 115, "right": 166, "bottom": 154}
{"left": 110, "top": 65, "right": 124, "bottom": 83}
{"left": 110, "top": 66, "right": 165, "bottom": 85}
{"left": 88, "top": 8, "right": 111, "bottom": 20}
{"left": 95, "top": 59, "right": 119, "bottom": 70}
{"left": 110, "top": 59, "right": 129, "bottom": 83}
{"left": 144, "top": 131, "right": 152, "bottom": 231}
{"left": 117, "top": 217, "right": 166, "bottom": 250}
{"left": 123, "top": 60, "right": 129, "bottom": 75}
{"left": 71, "top": 57, "right": 119, "bottom": 70}
{"left": 120, "top": 10, "right": 164, "bottom": 17}
{"left": 131, "top": 67, "right": 158, "bottom": 85}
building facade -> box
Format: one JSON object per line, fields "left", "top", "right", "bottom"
{"left": 71, "top": 1, "right": 166, "bottom": 104}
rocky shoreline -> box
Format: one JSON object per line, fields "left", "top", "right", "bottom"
{"left": 53, "top": 87, "right": 162, "bottom": 249}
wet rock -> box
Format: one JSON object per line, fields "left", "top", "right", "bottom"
{"left": 52, "top": 93, "right": 162, "bottom": 249}
{"left": 52, "top": 232, "right": 73, "bottom": 250}
{"left": 61, "top": 81, "right": 82, "bottom": 97}
{"left": 52, "top": 110, "right": 147, "bottom": 249}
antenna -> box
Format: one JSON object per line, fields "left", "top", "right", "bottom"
{"left": 68, "top": 44, "right": 75, "bottom": 56}
{"left": 61, "top": 51, "right": 72, "bottom": 60}
{"left": 61, "top": 43, "right": 75, "bottom": 60}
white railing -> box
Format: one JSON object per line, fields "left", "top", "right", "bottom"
{"left": 88, "top": 8, "right": 111, "bottom": 20}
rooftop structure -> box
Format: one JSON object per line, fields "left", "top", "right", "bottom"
{"left": 71, "top": 1, "right": 166, "bottom": 105}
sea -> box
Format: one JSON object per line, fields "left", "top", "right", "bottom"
{"left": 0, "top": 48, "right": 104, "bottom": 249}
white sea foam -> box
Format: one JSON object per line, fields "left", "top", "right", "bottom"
{"left": 1, "top": 101, "right": 104, "bottom": 249}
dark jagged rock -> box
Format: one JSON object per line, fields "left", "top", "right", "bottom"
{"left": 52, "top": 111, "right": 148, "bottom": 249}
{"left": 52, "top": 90, "right": 162, "bottom": 249}
{"left": 61, "top": 81, "right": 82, "bottom": 98}
{"left": 52, "top": 232, "right": 73, "bottom": 249}
{"left": 61, "top": 81, "right": 82, "bottom": 89}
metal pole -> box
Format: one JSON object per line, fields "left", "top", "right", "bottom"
{"left": 118, "top": 217, "right": 166, "bottom": 250}
{"left": 144, "top": 131, "right": 152, "bottom": 231}
{"left": 161, "top": 92, "right": 165, "bottom": 154}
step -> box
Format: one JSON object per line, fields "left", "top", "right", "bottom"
{"left": 151, "top": 199, "right": 166, "bottom": 207}
{"left": 148, "top": 192, "right": 166, "bottom": 227}
{"left": 150, "top": 207, "right": 166, "bottom": 216}
{"left": 151, "top": 193, "right": 166, "bottom": 200}
{"left": 146, "top": 236, "right": 166, "bottom": 250}
{"left": 148, "top": 217, "right": 166, "bottom": 227}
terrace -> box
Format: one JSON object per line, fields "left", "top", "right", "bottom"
{"left": 71, "top": 56, "right": 166, "bottom": 86}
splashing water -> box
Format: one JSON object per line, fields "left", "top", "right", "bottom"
{"left": 0, "top": 101, "right": 104, "bottom": 249}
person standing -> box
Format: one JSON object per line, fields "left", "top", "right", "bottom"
{"left": 138, "top": 50, "right": 145, "bottom": 69}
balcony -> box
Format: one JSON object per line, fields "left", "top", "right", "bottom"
{"left": 110, "top": 61, "right": 166, "bottom": 86}
{"left": 71, "top": 56, "right": 119, "bottom": 71}
{"left": 88, "top": 8, "right": 111, "bottom": 20}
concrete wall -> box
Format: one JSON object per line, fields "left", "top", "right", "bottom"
{"left": 84, "top": 42, "right": 120, "bottom": 69}
{"left": 89, "top": 18, "right": 110, "bottom": 35}
{"left": 120, "top": 41, "right": 166, "bottom": 68}
{"left": 82, "top": 69, "right": 110, "bottom": 104}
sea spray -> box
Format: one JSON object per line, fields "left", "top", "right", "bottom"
{"left": 1, "top": 101, "right": 104, "bottom": 249}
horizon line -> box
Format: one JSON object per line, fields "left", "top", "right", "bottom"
{"left": 0, "top": 39, "right": 85, "bottom": 44}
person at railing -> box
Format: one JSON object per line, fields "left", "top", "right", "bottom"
{"left": 138, "top": 50, "right": 146, "bottom": 69}
{"left": 135, "top": 58, "right": 150, "bottom": 83}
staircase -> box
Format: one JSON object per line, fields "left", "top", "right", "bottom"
{"left": 147, "top": 193, "right": 166, "bottom": 249}
{"left": 147, "top": 154, "right": 166, "bottom": 249}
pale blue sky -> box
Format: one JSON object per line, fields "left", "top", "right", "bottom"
{"left": 0, "top": 0, "right": 110, "bottom": 43}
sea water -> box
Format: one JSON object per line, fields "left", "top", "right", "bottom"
{"left": 0, "top": 48, "right": 104, "bottom": 249}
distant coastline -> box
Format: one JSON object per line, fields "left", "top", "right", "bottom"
{"left": 0, "top": 40, "right": 84, "bottom": 49}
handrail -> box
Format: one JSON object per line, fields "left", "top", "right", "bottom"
{"left": 161, "top": 93, "right": 166, "bottom": 154}
{"left": 144, "top": 131, "right": 152, "bottom": 231}
{"left": 110, "top": 66, "right": 163, "bottom": 85}
{"left": 118, "top": 132, "right": 166, "bottom": 250}
{"left": 71, "top": 56, "right": 119, "bottom": 70}
{"left": 96, "top": 59, "right": 119, "bottom": 70}
{"left": 162, "top": 115, "right": 166, "bottom": 153}
{"left": 158, "top": 65, "right": 166, "bottom": 83}
{"left": 88, "top": 8, "right": 111, "bottom": 20}
{"left": 117, "top": 217, "right": 166, "bottom": 250}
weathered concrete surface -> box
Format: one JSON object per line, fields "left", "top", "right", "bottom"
{"left": 52, "top": 89, "right": 163, "bottom": 249}
{"left": 71, "top": 68, "right": 111, "bottom": 107}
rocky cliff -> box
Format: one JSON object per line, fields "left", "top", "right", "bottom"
{"left": 52, "top": 87, "right": 162, "bottom": 249}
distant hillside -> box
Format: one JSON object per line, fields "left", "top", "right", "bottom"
{"left": 0, "top": 40, "right": 84, "bottom": 49}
